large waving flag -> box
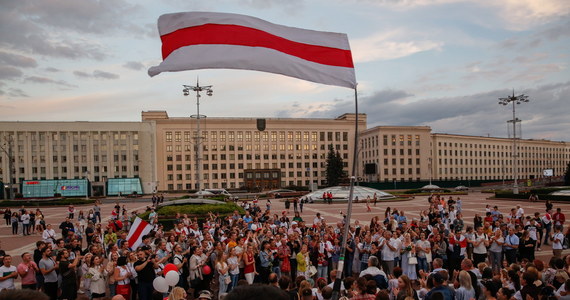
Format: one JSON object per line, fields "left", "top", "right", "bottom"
{"left": 127, "top": 217, "right": 153, "bottom": 250}
{"left": 148, "top": 11, "right": 356, "bottom": 89}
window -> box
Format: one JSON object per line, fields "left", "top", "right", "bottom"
{"left": 166, "top": 132, "right": 172, "bottom": 142}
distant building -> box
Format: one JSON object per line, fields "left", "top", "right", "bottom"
{"left": 0, "top": 121, "right": 156, "bottom": 197}
{"left": 1, "top": 113, "right": 569, "bottom": 197}
{"left": 142, "top": 111, "right": 364, "bottom": 192}
{"left": 360, "top": 127, "right": 570, "bottom": 183}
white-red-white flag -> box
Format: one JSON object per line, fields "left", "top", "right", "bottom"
{"left": 148, "top": 11, "right": 356, "bottom": 89}
{"left": 127, "top": 217, "right": 153, "bottom": 250}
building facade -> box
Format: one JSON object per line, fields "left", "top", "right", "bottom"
{"left": 1, "top": 115, "right": 569, "bottom": 196}
{"left": 360, "top": 126, "right": 570, "bottom": 183}
{"left": 0, "top": 122, "right": 157, "bottom": 196}
{"left": 360, "top": 126, "right": 432, "bottom": 182}
{"left": 432, "top": 133, "right": 570, "bottom": 182}
{"left": 143, "top": 111, "right": 365, "bottom": 192}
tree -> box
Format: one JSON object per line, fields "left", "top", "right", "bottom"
{"left": 564, "top": 162, "right": 570, "bottom": 185}
{"left": 325, "top": 144, "right": 344, "bottom": 186}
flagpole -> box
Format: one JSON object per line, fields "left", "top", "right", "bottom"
{"left": 332, "top": 86, "right": 359, "bottom": 300}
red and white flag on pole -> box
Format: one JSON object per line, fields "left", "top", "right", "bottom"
{"left": 127, "top": 217, "right": 153, "bottom": 250}
{"left": 148, "top": 11, "right": 356, "bottom": 89}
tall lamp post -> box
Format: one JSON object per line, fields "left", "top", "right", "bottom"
{"left": 498, "top": 91, "right": 529, "bottom": 194}
{"left": 183, "top": 80, "right": 213, "bottom": 195}
{"left": 0, "top": 136, "right": 14, "bottom": 200}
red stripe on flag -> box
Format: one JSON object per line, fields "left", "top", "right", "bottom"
{"left": 128, "top": 219, "right": 149, "bottom": 247}
{"left": 161, "top": 24, "right": 354, "bottom": 68}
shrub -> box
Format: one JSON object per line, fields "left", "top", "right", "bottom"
{"left": 0, "top": 198, "right": 95, "bottom": 207}
{"left": 139, "top": 202, "right": 244, "bottom": 220}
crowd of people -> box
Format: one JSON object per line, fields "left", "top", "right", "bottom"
{"left": 0, "top": 195, "right": 569, "bottom": 300}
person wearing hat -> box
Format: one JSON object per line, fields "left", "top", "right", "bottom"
{"left": 288, "top": 221, "right": 301, "bottom": 235}
{"left": 197, "top": 290, "right": 213, "bottom": 300}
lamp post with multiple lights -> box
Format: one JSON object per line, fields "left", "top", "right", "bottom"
{"left": 498, "top": 91, "right": 529, "bottom": 194}
{"left": 183, "top": 80, "right": 213, "bottom": 194}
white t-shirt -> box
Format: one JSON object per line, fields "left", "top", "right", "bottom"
{"left": 473, "top": 233, "right": 488, "bottom": 254}
{"left": 553, "top": 232, "right": 565, "bottom": 250}
{"left": 448, "top": 210, "right": 457, "bottom": 223}
{"left": 21, "top": 214, "right": 30, "bottom": 225}
{"left": 0, "top": 265, "right": 17, "bottom": 291}
{"left": 415, "top": 240, "right": 431, "bottom": 258}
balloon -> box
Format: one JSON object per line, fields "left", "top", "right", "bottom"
{"left": 202, "top": 265, "right": 212, "bottom": 275}
{"left": 165, "top": 271, "right": 179, "bottom": 287}
{"left": 153, "top": 276, "right": 168, "bottom": 293}
{"left": 163, "top": 263, "right": 178, "bottom": 275}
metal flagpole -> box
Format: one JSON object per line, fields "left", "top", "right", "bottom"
{"left": 331, "top": 86, "right": 359, "bottom": 300}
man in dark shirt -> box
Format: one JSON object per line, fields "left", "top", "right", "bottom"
{"left": 134, "top": 249, "right": 158, "bottom": 300}
{"left": 56, "top": 249, "right": 81, "bottom": 300}
{"left": 33, "top": 241, "right": 46, "bottom": 290}
{"left": 425, "top": 272, "right": 455, "bottom": 300}
{"left": 85, "top": 222, "right": 95, "bottom": 246}
{"left": 58, "top": 218, "right": 74, "bottom": 238}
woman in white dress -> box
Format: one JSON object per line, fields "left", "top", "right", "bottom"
{"left": 352, "top": 236, "right": 361, "bottom": 277}
{"left": 400, "top": 233, "right": 417, "bottom": 280}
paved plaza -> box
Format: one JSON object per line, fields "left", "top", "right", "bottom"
{"left": 2, "top": 191, "right": 569, "bottom": 264}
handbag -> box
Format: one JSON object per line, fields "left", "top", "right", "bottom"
{"left": 425, "top": 252, "right": 433, "bottom": 263}
{"left": 116, "top": 284, "right": 130, "bottom": 296}
{"left": 408, "top": 256, "right": 418, "bottom": 265}
{"left": 307, "top": 264, "right": 318, "bottom": 277}
{"left": 224, "top": 275, "right": 232, "bottom": 285}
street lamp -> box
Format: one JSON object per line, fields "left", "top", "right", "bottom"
{"left": 183, "top": 80, "right": 213, "bottom": 195}
{"left": 0, "top": 136, "right": 14, "bottom": 200}
{"left": 428, "top": 157, "right": 433, "bottom": 186}
{"left": 498, "top": 91, "right": 529, "bottom": 194}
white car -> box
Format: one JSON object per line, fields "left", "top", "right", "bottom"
{"left": 194, "top": 190, "right": 215, "bottom": 196}
{"left": 455, "top": 185, "right": 469, "bottom": 191}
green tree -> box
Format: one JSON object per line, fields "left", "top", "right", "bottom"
{"left": 325, "top": 144, "right": 344, "bottom": 186}
{"left": 564, "top": 162, "right": 570, "bottom": 185}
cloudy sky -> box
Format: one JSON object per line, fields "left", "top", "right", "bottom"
{"left": 1, "top": 0, "right": 569, "bottom": 141}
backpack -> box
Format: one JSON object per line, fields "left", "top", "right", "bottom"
{"left": 373, "top": 274, "right": 388, "bottom": 289}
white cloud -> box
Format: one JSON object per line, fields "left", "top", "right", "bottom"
{"left": 351, "top": 30, "right": 442, "bottom": 63}
{"left": 352, "top": 0, "right": 570, "bottom": 30}
{"left": 489, "top": 0, "right": 570, "bottom": 30}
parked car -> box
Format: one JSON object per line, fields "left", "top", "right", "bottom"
{"left": 194, "top": 190, "right": 215, "bottom": 196}
{"left": 455, "top": 185, "right": 469, "bottom": 191}
{"left": 204, "top": 189, "right": 233, "bottom": 197}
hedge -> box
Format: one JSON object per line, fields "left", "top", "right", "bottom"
{"left": 529, "top": 188, "right": 569, "bottom": 194}
{"left": 392, "top": 189, "right": 464, "bottom": 195}
{"left": 0, "top": 198, "right": 95, "bottom": 207}
{"left": 139, "top": 202, "right": 245, "bottom": 220}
